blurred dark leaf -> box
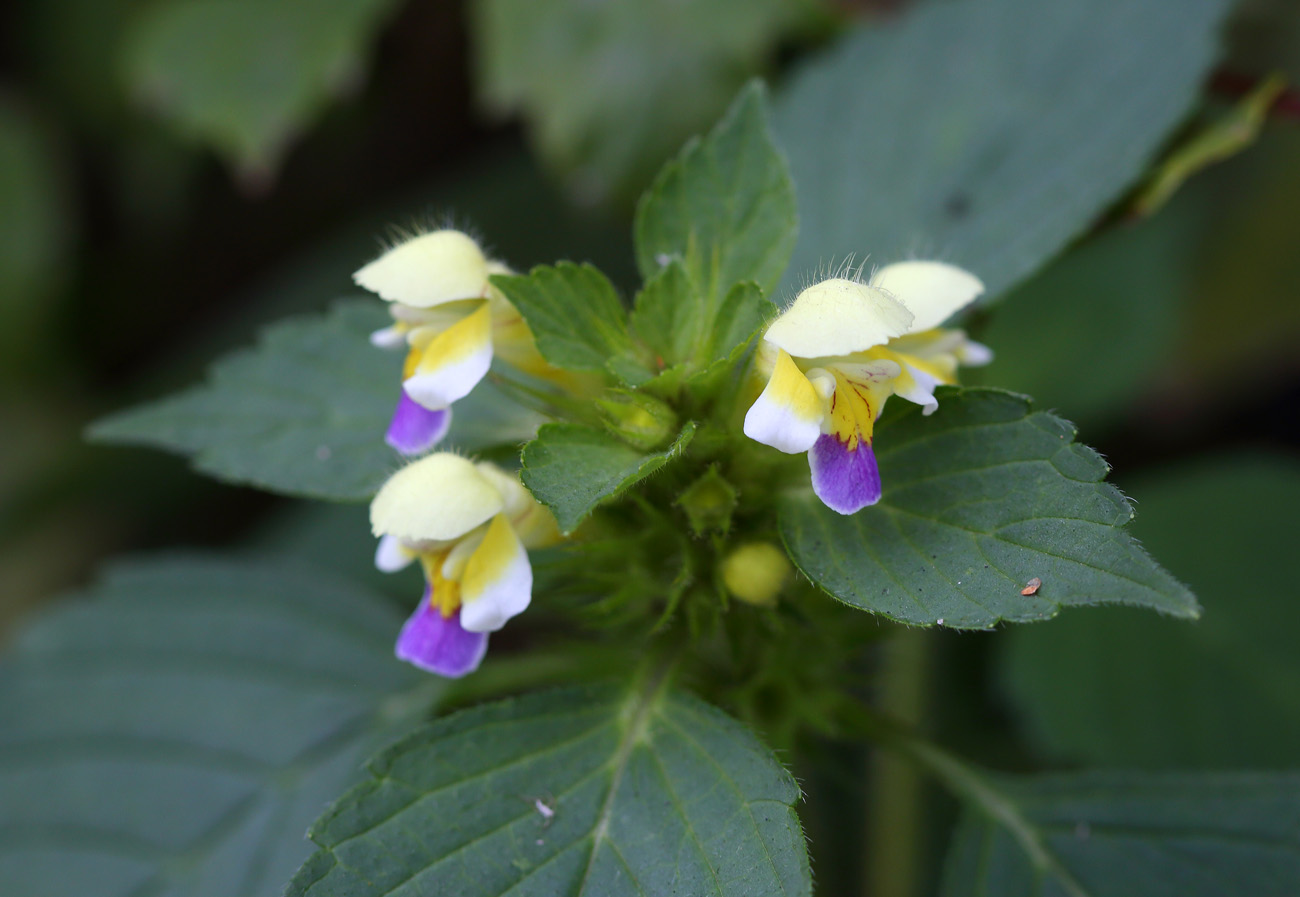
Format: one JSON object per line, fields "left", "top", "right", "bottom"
{"left": 122, "top": 0, "right": 400, "bottom": 178}
{"left": 471, "top": 0, "right": 820, "bottom": 205}
{"left": 998, "top": 454, "right": 1300, "bottom": 768}
{"left": 773, "top": 0, "right": 1232, "bottom": 298}
{"left": 940, "top": 770, "right": 1300, "bottom": 896}
{"left": 0, "top": 97, "right": 72, "bottom": 374}
{"left": 0, "top": 555, "right": 436, "bottom": 897}
{"left": 973, "top": 204, "right": 1198, "bottom": 428}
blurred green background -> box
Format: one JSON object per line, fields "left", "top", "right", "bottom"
{"left": 1, "top": 0, "right": 1298, "bottom": 894}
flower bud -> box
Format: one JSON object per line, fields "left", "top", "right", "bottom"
{"left": 676, "top": 467, "right": 738, "bottom": 537}
{"left": 721, "top": 542, "right": 791, "bottom": 607}
{"left": 596, "top": 389, "right": 678, "bottom": 451}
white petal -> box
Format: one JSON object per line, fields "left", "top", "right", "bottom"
{"left": 374, "top": 534, "right": 417, "bottom": 572}
{"left": 369, "top": 325, "right": 408, "bottom": 350}
{"left": 957, "top": 338, "right": 994, "bottom": 366}
{"left": 765, "top": 278, "right": 914, "bottom": 358}
{"left": 743, "top": 349, "right": 826, "bottom": 454}
{"left": 871, "top": 261, "right": 984, "bottom": 333}
{"left": 402, "top": 304, "right": 493, "bottom": 410}
{"left": 894, "top": 362, "right": 942, "bottom": 416}
{"left": 370, "top": 454, "right": 505, "bottom": 542}
{"left": 353, "top": 230, "right": 489, "bottom": 308}
{"left": 458, "top": 515, "right": 532, "bottom": 633}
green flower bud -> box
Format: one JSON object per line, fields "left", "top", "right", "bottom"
{"left": 596, "top": 389, "right": 678, "bottom": 451}
{"left": 676, "top": 467, "right": 739, "bottom": 537}
{"left": 721, "top": 542, "right": 791, "bottom": 607}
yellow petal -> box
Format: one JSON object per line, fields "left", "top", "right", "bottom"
{"left": 353, "top": 230, "right": 489, "bottom": 308}
{"left": 870, "top": 261, "right": 984, "bottom": 333}
{"left": 403, "top": 303, "right": 494, "bottom": 410}
{"left": 459, "top": 514, "right": 532, "bottom": 633}
{"left": 743, "top": 349, "right": 826, "bottom": 453}
{"left": 370, "top": 453, "right": 504, "bottom": 542}
{"left": 764, "top": 278, "right": 913, "bottom": 358}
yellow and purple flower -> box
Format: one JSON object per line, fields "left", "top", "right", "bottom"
{"left": 370, "top": 453, "right": 559, "bottom": 677}
{"left": 355, "top": 229, "right": 546, "bottom": 456}
{"left": 744, "top": 262, "right": 992, "bottom": 515}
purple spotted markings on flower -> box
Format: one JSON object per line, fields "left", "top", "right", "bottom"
{"left": 744, "top": 261, "right": 992, "bottom": 515}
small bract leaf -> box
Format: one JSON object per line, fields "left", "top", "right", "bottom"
{"left": 779, "top": 388, "right": 1197, "bottom": 627}
{"left": 522, "top": 422, "right": 696, "bottom": 534}
{"left": 285, "top": 683, "right": 811, "bottom": 897}
{"left": 491, "top": 262, "right": 652, "bottom": 384}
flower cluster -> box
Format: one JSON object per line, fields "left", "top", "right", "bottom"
{"left": 370, "top": 453, "right": 559, "bottom": 677}
{"left": 744, "top": 262, "right": 991, "bottom": 514}
{"left": 361, "top": 229, "right": 990, "bottom": 677}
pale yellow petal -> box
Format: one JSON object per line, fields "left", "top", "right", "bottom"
{"left": 870, "top": 261, "right": 984, "bottom": 333}
{"left": 764, "top": 278, "right": 913, "bottom": 358}
{"left": 353, "top": 230, "right": 489, "bottom": 308}
{"left": 370, "top": 453, "right": 504, "bottom": 542}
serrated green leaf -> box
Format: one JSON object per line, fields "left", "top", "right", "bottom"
{"left": 123, "top": 0, "right": 398, "bottom": 176}
{"left": 522, "top": 422, "right": 696, "bottom": 534}
{"left": 491, "top": 262, "right": 652, "bottom": 384}
{"left": 0, "top": 556, "right": 436, "bottom": 897}
{"left": 773, "top": 0, "right": 1232, "bottom": 298}
{"left": 701, "top": 281, "right": 776, "bottom": 369}
{"left": 939, "top": 770, "right": 1300, "bottom": 897}
{"left": 286, "top": 682, "right": 811, "bottom": 897}
{"left": 88, "top": 301, "right": 544, "bottom": 500}
{"left": 999, "top": 455, "right": 1300, "bottom": 768}
{"left": 632, "top": 264, "right": 775, "bottom": 379}
{"left": 778, "top": 388, "right": 1196, "bottom": 628}
{"left": 635, "top": 82, "right": 796, "bottom": 318}
{"left": 471, "top": 0, "right": 814, "bottom": 204}
{"left": 630, "top": 260, "right": 698, "bottom": 368}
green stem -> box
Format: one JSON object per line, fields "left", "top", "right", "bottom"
{"left": 863, "top": 627, "right": 930, "bottom": 897}
{"left": 850, "top": 709, "right": 1089, "bottom": 897}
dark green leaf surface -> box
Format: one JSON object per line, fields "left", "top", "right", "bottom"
{"left": 286, "top": 683, "right": 811, "bottom": 897}
{"left": 0, "top": 556, "right": 434, "bottom": 897}
{"left": 940, "top": 771, "right": 1300, "bottom": 897}
{"left": 88, "top": 301, "right": 544, "bottom": 500}
{"left": 999, "top": 455, "right": 1300, "bottom": 768}
{"left": 124, "top": 0, "right": 398, "bottom": 174}
{"left": 972, "top": 205, "right": 1193, "bottom": 427}
{"left": 491, "top": 262, "right": 650, "bottom": 382}
{"left": 522, "top": 422, "right": 697, "bottom": 534}
{"left": 773, "top": 0, "right": 1231, "bottom": 298}
{"left": 779, "top": 388, "right": 1196, "bottom": 627}
{"left": 472, "top": 0, "right": 811, "bottom": 204}
{"left": 635, "top": 83, "right": 796, "bottom": 317}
